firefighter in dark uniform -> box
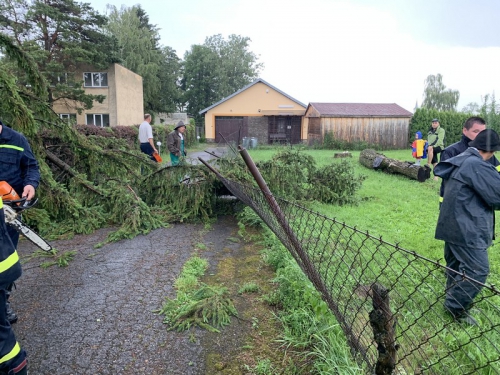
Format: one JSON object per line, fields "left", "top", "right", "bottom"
{"left": 0, "top": 120, "right": 40, "bottom": 324}
{"left": 435, "top": 129, "right": 500, "bottom": 326}
{"left": 0, "top": 199, "right": 28, "bottom": 374}
{"left": 439, "top": 116, "right": 500, "bottom": 203}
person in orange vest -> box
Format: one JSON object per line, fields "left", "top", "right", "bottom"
{"left": 411, "top": 131, "right": 428, "bottom": 166}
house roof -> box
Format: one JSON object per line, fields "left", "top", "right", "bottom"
{"left": 199, "top": 78, "right": 306, "bottom": 115}
{"left": 307, "top": 103, "right": 413, "bottom": 117}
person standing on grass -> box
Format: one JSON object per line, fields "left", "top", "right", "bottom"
{"left": 167, "top": 121, "right": 187, "bottom": 166}
{"left": 438, "top": 116, "right": 500, "bottom": 205}
{"left": 427, "top": 118, "right": 445, "bottom": 171}
{"left": 411, "top": 131, "right": 427, "bottom": 166}
{"left": 138, "top": 114, "right": 158, "bottom": 162}
{"left": 434, "top": 129, "right": 500, "bottom": 326}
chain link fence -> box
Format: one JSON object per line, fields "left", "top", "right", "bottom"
{"left": 200, "top": 149, "right": 500, "bottom": 375}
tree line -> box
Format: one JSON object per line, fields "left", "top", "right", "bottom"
{"left": 418, "top": 73, "right": 499, "bottom": 138}
{"left": 0, "top": 0, "right": 262, "bottom": 124}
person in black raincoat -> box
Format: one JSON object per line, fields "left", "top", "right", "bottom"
{"left": 434, "top": 129, "right": 500, "bottom": 326}
{"left": 439, "top": 116, "right": 500, "bottom": 203}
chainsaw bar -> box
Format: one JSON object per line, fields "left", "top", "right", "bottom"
{"left": 4, "top": 205, "right": 52, "bottom": 251}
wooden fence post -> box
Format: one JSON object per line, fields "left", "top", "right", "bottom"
{"left": 369, "top": 283, "right": 398, "bottom": 375}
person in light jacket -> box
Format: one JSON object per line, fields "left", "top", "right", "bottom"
{"left": 427, "top": 118, "right": 445, "bottom": 170}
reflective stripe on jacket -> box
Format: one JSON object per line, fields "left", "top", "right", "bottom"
{"left": 0, "top": 200, "right": 22, "bottom": 287}
{"left": 0, "top": 126, "right": 40, "bottom": 196}
{"left": 0, "top": 199, "right": 23, "bottom": 367}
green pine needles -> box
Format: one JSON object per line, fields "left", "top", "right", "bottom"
{"left": 166, "top": 284, "right": 238, "bottom": 333}
{"left": 158, "top": 256, "right": 238, "bottom": 333}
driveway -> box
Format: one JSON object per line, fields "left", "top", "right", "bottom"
{"left": 12, "top": 216, "right": 252, "bottom": 375}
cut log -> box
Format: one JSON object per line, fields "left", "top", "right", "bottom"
{"left": 359, "top": 149, "right": 431, "bottom": 182}
{"left": 334, "top": 151, "right": 352, "bottom": 158}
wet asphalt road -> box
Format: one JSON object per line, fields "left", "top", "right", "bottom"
{"left": 12, "top": 216, "right": 243, "bottom": 375}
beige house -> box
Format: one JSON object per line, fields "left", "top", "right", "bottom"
{"left": 304, "top": 103, "right": 413, "bottom": 149}
{"left": 52, "top": 63, "right": 144, "bottom": 127}
{"left": 199, "top": 78, "right": 307, "bottom": 145}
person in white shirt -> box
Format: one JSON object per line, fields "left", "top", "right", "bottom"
{"left": 138, "top": 114, "right": 157, "bottom": 162}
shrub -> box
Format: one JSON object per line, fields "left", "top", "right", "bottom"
{"left": 311, "top": 161, "right": 366, "bottom": 205}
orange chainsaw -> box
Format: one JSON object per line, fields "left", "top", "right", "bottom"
{"left": 0, "top": 181, "right": 52, "bottom": 251}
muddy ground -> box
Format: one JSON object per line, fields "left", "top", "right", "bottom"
{"left": 11, "top": 216, "right": 283, "bottom": 375}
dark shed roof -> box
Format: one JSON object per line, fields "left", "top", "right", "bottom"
{"left": 309, "top": 103, "right": 413, "bottom": 117}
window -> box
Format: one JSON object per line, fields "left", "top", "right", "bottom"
{"left": 83, "top": 72, "right": 108, "bottom": 87}
{"left": 59, "top": 114, "right": 76, "bottom": 124}
{"left": 269, "top": 116, "right": 290, "bottom": 134}
{"left": 86, "top": 114, "right": 110, "bottom": 127}
{"left": 49, "top": 73, "right": 75, "bottom": 87}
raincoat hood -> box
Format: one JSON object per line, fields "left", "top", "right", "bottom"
{"left": 434, "top": 148, "right": 479, "bottom": 180}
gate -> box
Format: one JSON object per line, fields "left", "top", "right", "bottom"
{"left": 215, "top": 117, "right": 248, "bottom": 144}
{"left": 268, "top": 116, "right": 301, "bottom": 144}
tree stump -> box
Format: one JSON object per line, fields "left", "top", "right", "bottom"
{"left": 359, "top": 149, "right": 431, "bottom": 182}
{"left": 334, "top": 151, "right": 352, "bottom": 158}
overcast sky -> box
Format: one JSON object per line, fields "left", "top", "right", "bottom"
{"left": 87, "top": 0, "right": 500, "bottom": 112}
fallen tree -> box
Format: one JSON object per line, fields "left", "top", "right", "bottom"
{"left": 359, "top": 149, "right": 431, "bottom": 182}
{"left": 0, "top": 34, "right": 216, "bottom": 244}
{"left": 0, "top": 34, "right": 368, "bottom": 244}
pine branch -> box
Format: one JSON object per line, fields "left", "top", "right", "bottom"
{"left": 45, "top": 149, "right": 104, "bottom": 196}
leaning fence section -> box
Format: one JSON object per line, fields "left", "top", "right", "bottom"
{"left": 206, "top": 162, "right": 500, "bottom": 375}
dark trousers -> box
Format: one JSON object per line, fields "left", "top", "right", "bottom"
{"left": 140, "top": 143, "right": 156, "bottom": 162}
{"left": 0, "top": 289, "right": 27, "bottom": 374}
{"left": 431, "top": 146, "right": 443, "bottom": 164}
{"left": 6, "top": 226, "right": 18, "bottom": 249}
{"left": 5, "top": 227, "right": 18, "bottom": 295}
{"left": 444, "top": 242, "right": 489, "bottom": 315}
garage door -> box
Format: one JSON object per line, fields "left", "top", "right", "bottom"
{"left": 215, "top": 116, "right": 248, "bottom": 144}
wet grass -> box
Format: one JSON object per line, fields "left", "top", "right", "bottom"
{"left": 243, "top": 147, "right": 500, "bottom": 373}
{"left": 201, "top": 228, "right": 306, "bottom": 374}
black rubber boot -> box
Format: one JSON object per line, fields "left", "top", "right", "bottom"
{"left": 5, "top": 284, "right": 17, "bottom": 325}
{"left": 5, "top": 301, "right": 17, "bottom": 325}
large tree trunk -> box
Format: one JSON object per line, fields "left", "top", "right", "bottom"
{"left": 359, "top": 149, "right": 431, "bottom": 182}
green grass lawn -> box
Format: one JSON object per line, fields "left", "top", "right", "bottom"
{"left": 237, "top": 146, "right": 500, "bottom": 373}
{"left": 243, "top": 148, "right": 500, "bottom": 374}
{"left": 247, "top": 146, "right": 500, "bottom": 293}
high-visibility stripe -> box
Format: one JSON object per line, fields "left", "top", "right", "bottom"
{"left": 439, "top": 196, "right": 444, "bottom": 203}
{"left": 496, "top": 165, "right": 500, "bottom": 172}
{"left": 0, "top": 199, "right": 2, "bottom": 208}
{"left": 0, "top": 145, "right": 23, "bottom": 152}
{"left": 0, "top": 251, "right": 19, "bottom": 274}
{"left": 0, "top": 342, "right": 20, "bottom": 364}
